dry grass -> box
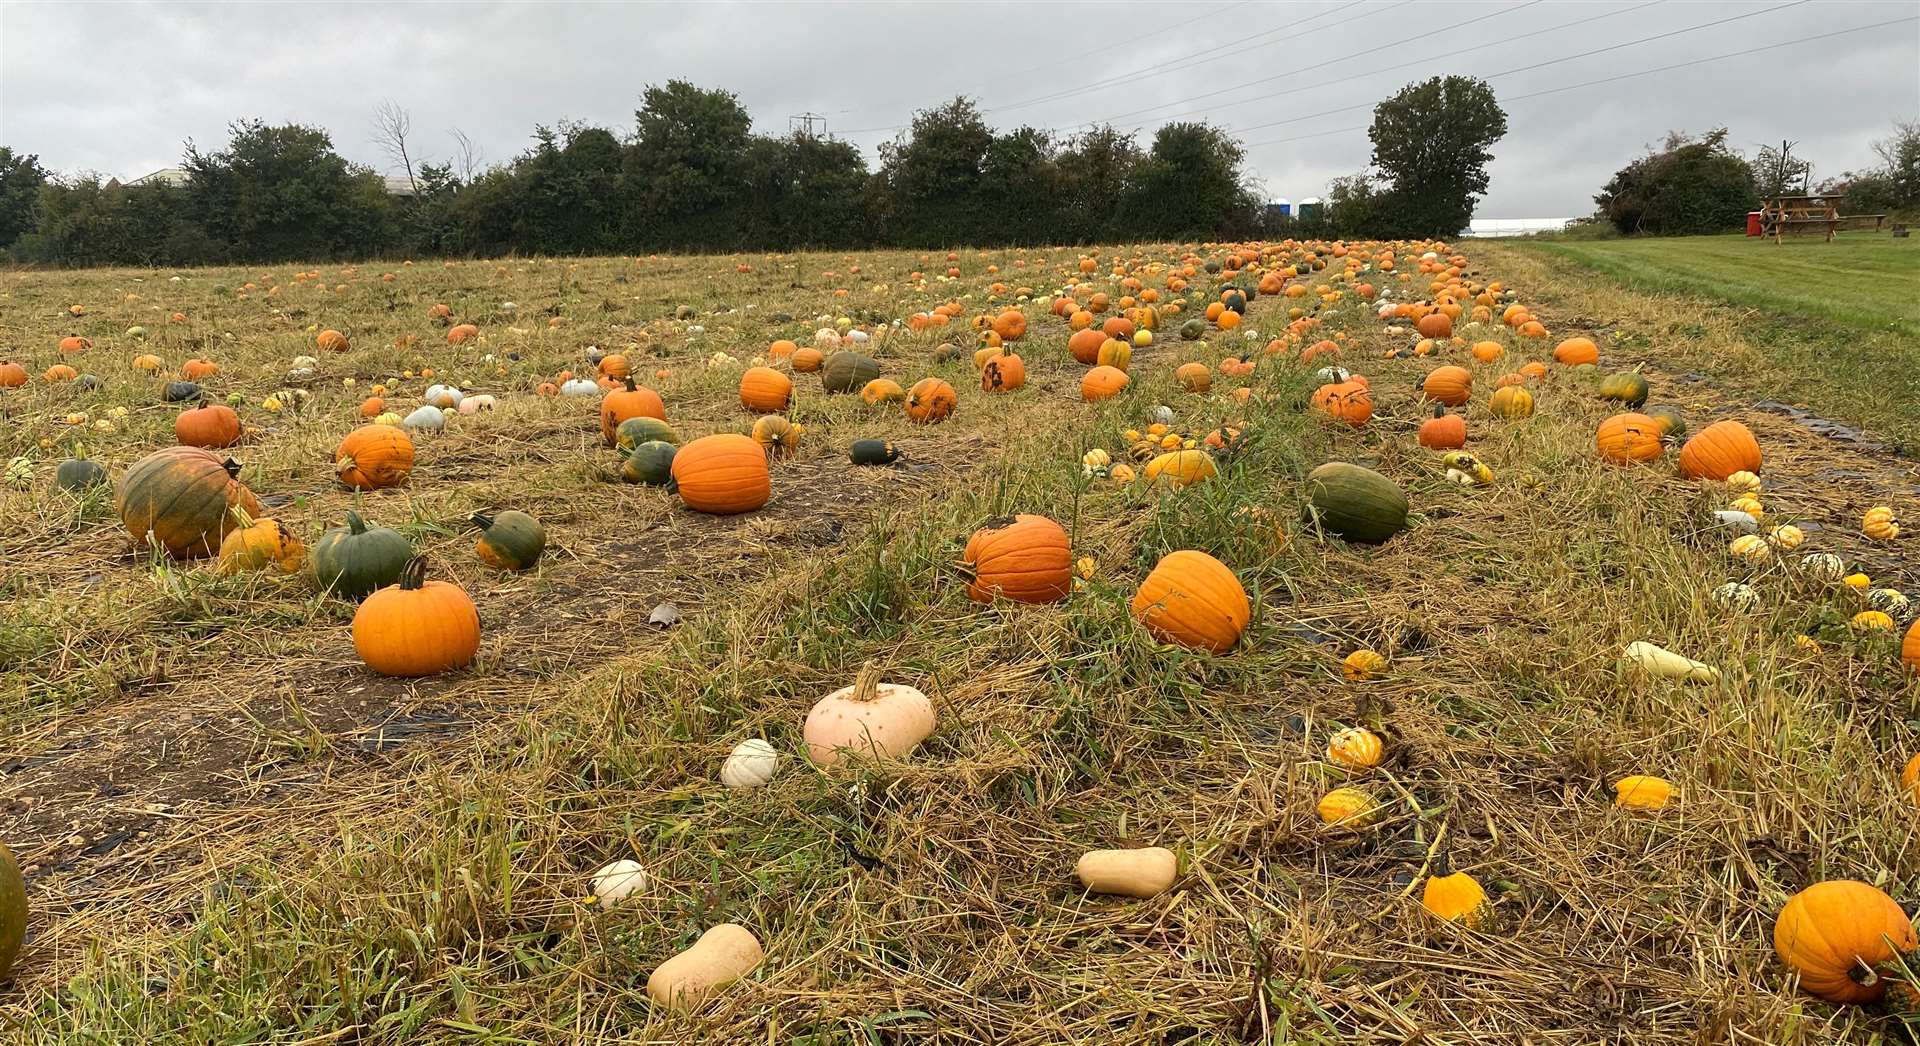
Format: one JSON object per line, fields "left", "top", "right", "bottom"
{"left": 1, "top": 244, "right": 1918, "bottom": 1043}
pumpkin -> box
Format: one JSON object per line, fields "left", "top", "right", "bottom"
{"left": 739, "top": 367, "right": 793, "bottom": 413}
{"left": 961, "top": 514, "right": 1072, "bottom": 604}
{"left": 1418, "top": 405, "right": 1466, "bottom": 450}
{"left": 980, "top": 351, "right": 1025, "bottom": 393}
{"left": 55, "top": 456, "right": 107, "bottom": 491}
{"left": 751, "top": 414, "right": 803, "bottom": 454}
{"left": 1327, "top": 726, "right": 1383, "bottom": 769}
{"left": 1774, "top": 880, "right": 1918, "bottom": 1004}
{"left": 1470, "top": 340, "right": 1504, "bottom": 363}
{"left": 1864, "top": 507, "right": 1901, "bottom": 541}
{"left": 310, "top": 511, "right": 412, "bottom": 599}
{"left": 1598, "top": 371, "right": 1650, "bottom": 408}
{"left": 646, "top": 923, "right": 764, "bottom": 1011}
{"left": 1415, "top": 312, "right": 1452, "bottom": 339}
{"left": 804, "top": 663, "right": 936, "bottom": 765}
{"left": 116, "top": 447, "right": 261, "bottom": 558}
{"left": 860, "top": 378, "right": 905, "bottom": 405}
{"left": 1312, "top": 381, "right": 1373, "bottom": 426}
{"left": 0, "top": 841, "right": 21, "bottom": 977}
{"left": 1144, "top": 449, "right": 1217, "bottom": 488}
{"left": 1096, "top": 337, "right": 1132, "bottom": 371}
{"left": 615, "top": 416, "right": 680, "bottom": 450}
{"left": 597, "top": 353, "right": 632, "bottom": 380}
{"left": 217, "top": 508, "right": 306, "bottom": 574}
{"left": 1075, "top": 847, "right": 1177, "bottom": 898}
{"left": 1422, "top": 868, "right": 1488, "bottom": 927}
{"left": 1082, "top": 366, "right": 1129, "bottom": 402}
{"left": 1613, "top": 775, "right": 1673, "bottom": 810}
{"left": 58, "top": 336, "right": 92, "bottom": 353}
{"left": 1304, "top": 462, "right": 1408, "bottom": 544}
{"left": 1904, "top": 619, "right": 1920, "bottom": 671}
{"left": 1421, "top": 366, "right": 1472, "bottom": 406}
{"left": 588, "top": 858, "right": 648, "bottom": 908}
{"left": 1316, "top": 787, "right": 1380, "bottom": 830}
{"left": 1067, "top": 328, "right": 1105, "bottom": 364}
{"left": 423, "top": 384, "right": 463, "bottom": 410}
{"left": 175, "top": 401, "right": 242, "bottom": 448}
{"left": 472, "top": 510, "right": 545, "bottom": 570}
{"left": 1179, "top": 319, "right": 1206, "bottom": 340}
{"left": 1175, "top": 362, "right": 1212, "bottom": 392}
{"left": 990, "top": 309, "right": 1028, "bottom": 341}
{"left": 352, "top": 558, "right": 480, "bottom": 677}
{"left": 1130, "top": 550, "right": 1248, "bottom": 653}
{"left": 850, "top": 439, "right": 901, "bottom": 466}
{"left": 822, "top": 352, "right": 881, "bottom": 393}
{"left": 599, "top": 379, "right": 667, "bottom": 446}
{"left": 621, "top": 441, "right": 678, "bottom": 485}
{"left": 791, "top": 347, "right": 825, "bottom": 372}
{"left": 1678, "top": 420, "right": 1762, "bottom": 480}
{"left": 1649, "top": 409, "right": 1687, "bottom": 442}
{"left": 403, "top": 404, "right": 445, "bottom": 431}
{"left": 163, "top": 380, "right": 203, "bottom": 403}
{"left": 132, "top": 353, "right": 163, "bottom": 372}
{"left": 905, "top": 378, "right": 956, "bottom": 424}
{"left": 1552, "top": 337, "right": 1599, "bottom": 366}
{"left": 446, "top": 323, "right": 480, "bottom": 345}
{"left": 1596, "top": 413, "right": 1664, "bottom": 463}
{"left": 1342, "top": 648, "right": 1388, "bottom": 681}
{"left": 1488, "top": 384, "right": 1533, "bottom": 419}
{"left": 720, "top": 738, "right": 779, "bottom": 790}
{"left": 671, "top": 433, "right": 769, "bottom": 514}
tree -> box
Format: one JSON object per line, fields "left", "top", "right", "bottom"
{"left": 1872, "top": 119, "right": 1919, "bottom": 208}
{"left": 1594, "top": 128, "right": 1757, "bottom": 235}
{"left": 1321, "top": 171, "right": 1389, "bottom": 239}
{"left": 372, "top": 100, "right": 419, "bottom": 195}
{"left": 1119, "top": 122, "right": 1257, "bottom": 241}
{"left": 0, "top": 147, "right": 49, "bottom": 251}
{"left": 182, "top": 119, "right": 395, "bottom": 261}
{"left": 879, "top": 97, "right": 996, "bottom": 246}
{"left": 626, "top": 80, "right": 755, "bottom": 248}
{"left": 1752, "top": 141, "right": 1812, "bottom": 198}
{"left": 1366, "top": 76, "right": 1508, "bottom": 237}
{"left": 1056, "top": 126, "right": 1140, "bottom": 242}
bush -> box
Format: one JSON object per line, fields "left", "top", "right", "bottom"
{"left": 1595, "top": 129, "right": 1757, "bottom": 236}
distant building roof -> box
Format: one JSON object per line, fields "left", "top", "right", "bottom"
{"left": 1461, "top": 218, "right": 1576, "bottom": 238}
{"left": 382, "top": 173, "right": 419, "bottom": 196}
{"left": 128, "top": 167, "right": 188, "bottom": 187}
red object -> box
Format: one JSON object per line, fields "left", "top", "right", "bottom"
{"left": 1746, "top": 211, "right": 1764, "bottom": 237}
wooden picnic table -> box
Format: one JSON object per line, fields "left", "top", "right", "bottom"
{"left": 1759, "top": 194, "right": 1888, "bottom": 243}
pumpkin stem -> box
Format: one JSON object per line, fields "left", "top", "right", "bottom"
{"left": 849, "top": 661, "right": 882, "bottom": 703}
{"left": 345, "top": 511, "right": 368, "bottom": 535}
{"left": 221, "top": 458, "right": 243, "bottom": 478}
{"left": 623, "top": 377, "right": 637, "bottom": 392}
{"left": 1431, "top": 403, "right": 1446, "bottom": 420}
{"left": 398, "top": 556, "right": 429, "bottom": 591}
{"left": 470, "top": 512, "right": 494, "bottom": 531}
{"left": 1849, "top": 957, "right": 1883, "bottom": 987}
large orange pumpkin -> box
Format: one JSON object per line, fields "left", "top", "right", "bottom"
{"left": 739, "top": 367, "right": 793, "bottom": 413}
{"left": 1130, "top": 550, "right": 1249, "bottom": 654}
{"left": 116, "top": 447, "right": 262, "bottom": 558}
{"left": 334, "top": 424, "right": 416, "bottom": 490}
{"left": 990, "top": 309, "right": 1028, "bottom": 342}
{"left": 981, "top": 351, "right": 1025, "bottom": 393}
{"left": 670, "top": 434, "right": 769, "bottom": 514}
{"left": 1418, "top": 406, "right": 1466, "bottom": 450}
{"left": 1552, "top": 337, "right": 1599, "bottom": 366}
{"left": 1068, "top": 328, "right": 1106, "bottom": 365}
{"left": 1773, "top": 880, "right": 1917, "bottom": 1005}
{"left": 352, "top": 559, "right": 481, "bottom": 677}
{"left": 599, "top": 378, "right": 667, "bottom": 446}
{"left": 1081, "top": 366, "right": 1129, "bottom": 402}
{"left": 1421, "top": 366, "right": 1472, "bottom": 407}
{"left": 905, "top": 378, "right": 956, "bottom": 424}
{"left": 1415, "top": 312, "right": 1453, "bottom": 339}
{"left": 175, "top": 402, "right": 242, "bottom": 448}
{"left": 1595, "top": 413, "right": 1664, "bottom": 463}
{"left": 1678, "top": 420, "right": 1762, "bottom": 480}
{"left": 961, "top": 514, "right": 1072, "bottom": 604}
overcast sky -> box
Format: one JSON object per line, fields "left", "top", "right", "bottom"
{"left": 2, "top": 0, "right": 1915, "bottom": 219}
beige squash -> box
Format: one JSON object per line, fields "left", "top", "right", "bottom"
{"left": 1075, "top": 846, "right": 1177, "bottom": 898}
{"left": 803, "top": 663, "right": 936, "bottom": 766}
{"left": 646, "top": 923, "right": 763, "bottom": 1010}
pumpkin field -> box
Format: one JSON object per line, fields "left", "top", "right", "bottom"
{"left": 2, "top": 236, "right": 1919, "bottom": 1043}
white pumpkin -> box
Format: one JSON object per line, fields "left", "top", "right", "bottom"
{"left": 720, "top": 739, "right": 779, "bottom": 790}
{"left": 813, "top": 328, "right": 841, "bottom": 350}
{"left": 291, "top": 354, "right": 319, "bottom": 369}
{"left": 1149, "top": 405, "right": 1176, "bottom": 426}
{"left": 1314, "top": 366, "right": 1352, "bottom": 385}
{"left": 847, "top": 329, "right": 870, "bottom": 344}
{"left": 457, "top": 394, "right": 496, "bottom": 415}
{"left": 403, "top": 404, "right": 446, "bottom": 431}
{"left": 424, "top": 384, "right": 463, "bottom": 409}
{"left": 588, "top": 859, "right": 648, "bottom": 908}
{"left": 560, "top": 378, "right": 599, "bottom": 397}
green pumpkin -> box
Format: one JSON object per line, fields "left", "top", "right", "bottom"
{"left": 931, "top": 342, "right": 963, "bottom": 363}
{"left": 1648, "top": 408, "right": 1687, "bottom": 442}
{"left": 615, "top": 416, "right": 680, "bottom": 451}
{"left": 310, "top": 511, "right": 412, "bottom": 599}
{"left": 821, "top": 352, "right": 881, "bottom": 394}
{"left": 1221, "top": 290, "right": 1247, "bottom": 315}
{"left": 620, "top": 441, "right": 677, "bottom": 485}
{"left": 1597, "top": 371, "right": 1650, "bottom": 409}
{"left": 55, "top": 457, "right": 107, "bottom": 491}
{"left": 1203, "top": 259, "right": 1222, "bottom": 274}
{"left": 1304, "top": 462, "right": 1408, "bottom": 545}
{"left": 162, "top": 380, "right": 203, "bottom": 402}
{"left": 850, "top": 439, "right": 901, "bottom": 466}
{"left": 1179, "top": 319, "right": 1206, "bottom": 341}
{"left": 0, "top": 841, "right": 23, "bottom": 980}
{"left": 472, "top": 510, "right": 545, "bottom": 571}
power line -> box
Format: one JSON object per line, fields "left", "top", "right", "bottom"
{"left": 1239, "top": 12, "right": 1918, "bottom": 152}
{"left": 1076, "top": 0, "right": 1656, "bottom": 131}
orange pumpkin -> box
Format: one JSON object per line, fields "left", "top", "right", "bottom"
{"left": 599, "top": 378, "right": 667, "bottom": 446}
{"left": 1081, "top": 366, "right": 1129, "bottom": 402}
{"left": 42, "top": 364, "right": 77, "bottom": 383}
{"left": 671, "top": 433, "right": 770, "bottom": 515}
{"left": 1904, "top": 619, "right": 1920, "bottom": 672}
{"left": 1175, "top": 362, "right": 1212, "bottom": 392}
{"left": 446, "top": 323, "right": 480, "bottom": 345}
{"left": 316, "top": 329, "right": 350, "bottom": 353}
{"left": 1773, "top": 880, "right": 1917, "bottom": 1005}
{"left": 115, "top": 447, "right": 262, "bottom": 558}
{"left": 739, "top": 367, "right": 793, "bottom": 413}
{"left": 1678, "top": 420, "right": 1762, "bottom": 480}
{"left": 597, "top": 353, "right": 632, "bottom": 380}
{"left": 768, "top": 339, "right": 797, "bottom": 358}
{"left": 905, "top": 378, "right": 956, "bottom": 424}
{"left": 353, "top": 559, "right": 481, "bottom": 677}
{"left": 175, "top": 402, "right": 242, "bottom": 448}
{"left": 0, "top": 360, "right": 26, "bottom": 387}
{"left": 962, "top": 514, "right": 1072, "bottom": 604}
{"left": 334, "top": 424, "right": 415, "bottom": 490}
{"left": 991, "top": 309, "right": 1028, "bottom": 342}
{"left": 1130, "top": 550, "right": 1249, "bottom": 653}
{"left": 183, "top": 358, "right": 220, "bottom": 380}
{"left": 1415, "top": 312, "right": 1453, "bottom": 340}
{"left": 1552, "top": 337, "right": 1599, "bottom": 366}
{"left": 1312, "top": 381, "right": 1372, "bottom": 426}
{"left": 1421, "top": 366, "right": 1472, "bottom": 407}
{"left": 1418, "top": 406, "right": 1466, "bottom": 450}
{"left": 791, "top": 347, "right": 825, "bottom": 373}
{"left": 981, "top": 351, "right": 1025, "bottom": 393}
{"left": 57, "top": 336, "right": 92, "bottom": 354}
{"left": 1068, "top": 327, "right": 1106, "bottom": 365}
{"left": 1595, "top": 413, "right": 1665, "bottom": 464}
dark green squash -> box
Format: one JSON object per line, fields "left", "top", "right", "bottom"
{"left": 1221, "top": 290, "right": 1247, "bottom": 314}
{"left": 310, "top": 510, "right": 412, "bottom": 599}
{"left": 850, "top": 439, "right": 901, "bottom": 466}
{"left": 472, "top": 510, "right": 545, "bottom": 571}
{"left": 1648, "top": 408, "right": 1687, "bottom": 442}
{"left": 821, "top": 352, "right": 881, "bottom": 394}
{"left": 931, "top": 342, "right": 963, "bottom": 363}
{"left": 620, "top": 441, "right": 677, "bottom": 485}
{"left": 1304, "top": 462, "right": 1408, "bottom": 545}
{"left": 1598, "top": 371, "right": 1650, "bottom": 409}
{"left": 55, "top": 457, "right": 107, "bottom": 491}
{"left": 614, "top": 416, "right": 680, "bottom": 451}
{"left": 1179, "top": 319, "right": 1206, "bottom": 341}
{"left": 163, "top": 380, "right": 203, "bottom": 402}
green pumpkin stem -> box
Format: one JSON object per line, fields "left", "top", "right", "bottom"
{"left": 470, "top": 512, "right": 494, "bottom": 532}
{"left": 345, "top": 511, "right": 368, "bottom": 535}
{"left": 623, "top": 377, "right": 637, "bottom": 392}
{"left": 398, "top": 556, "right": 429, "bottom": 591}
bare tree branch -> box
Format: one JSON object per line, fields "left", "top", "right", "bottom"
{"left": 372, "top": 99, "right": 418, "bottom": 195}
{"left": 449, "top": 128, "right": 484, "bottom": 184}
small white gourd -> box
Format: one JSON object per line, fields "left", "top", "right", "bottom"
{"left": 720, "top": 739, "right": 779, "bottom": 790}
{"left": 403, "top": 404, "right": 446, "bottom": 431}
{"left": 589, "top": 859, "right": 648, "bottom": 907}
